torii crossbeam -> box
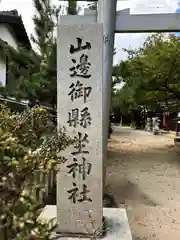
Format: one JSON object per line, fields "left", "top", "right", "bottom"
{"left": 84, "top": 7, "right": 180, "bottom": 33}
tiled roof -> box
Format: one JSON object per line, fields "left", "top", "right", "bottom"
{"left": 0, "top": 9, "right": 31, "bottom": 49}
{"left": 0, "top": 10, "right": 19, "bottom": 16}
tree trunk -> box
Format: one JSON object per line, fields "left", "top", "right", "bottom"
{"left": 67, "top": 0, "right": 77, "bottom": 15}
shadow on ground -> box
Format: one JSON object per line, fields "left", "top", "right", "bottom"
{"left": 106, "top": 143, "right": 179, "bottom": 207}
{"left": 106, "top": 130, "right": 180, "bottom": 240}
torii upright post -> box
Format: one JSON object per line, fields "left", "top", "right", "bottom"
{"left": 98, "top": 0, "right": 117, "bottom": 190}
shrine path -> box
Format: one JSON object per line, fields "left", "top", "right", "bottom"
{"left": 107, "top": 126, "right": 180, "bottom": 240}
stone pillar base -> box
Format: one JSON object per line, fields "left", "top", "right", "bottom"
{"left": 38, "top": 205, "right": 132, "bottom": 240}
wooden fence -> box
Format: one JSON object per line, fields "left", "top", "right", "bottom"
{"left": 33, "top": 170, "right": 56, "bottom": 203}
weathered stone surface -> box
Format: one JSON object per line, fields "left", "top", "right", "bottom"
{"left": 57, "top": 23, "right": 103, "bottom": 235}
{"left": 38, "top": 205, "right": 132, "bottom": 240}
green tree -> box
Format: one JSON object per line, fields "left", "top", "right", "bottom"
{"left": 67, "top": 0, "right": 78, "bottom": 15}
{"left": 0, "top": 39, "right": 39, "bottom": 99}
{"left": 112, "top": 34, "right": 180, "bottom": 114}
{"left": 21, "top": 0, "right": 62, "bottom": 106}
{"left": 0, "top": 0, "right": 81, "bottom": 107}
{"left": 16, "top": 0, "right": 78, "bottom": 107}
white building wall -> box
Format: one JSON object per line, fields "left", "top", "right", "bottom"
{"left": 0, "top": 57, "right": 6, "bottom": 86}
{"left": 0, "top": 24, "right": 18, "bottom": 49}
{"left": 0, "top": 24, "right": 18, "bottom": 86}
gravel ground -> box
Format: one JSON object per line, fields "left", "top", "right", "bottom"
{"left": 106, "top": 126, "right": 180, "bottom": 240}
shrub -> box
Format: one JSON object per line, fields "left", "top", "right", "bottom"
{"left": 0, "top": 105, "right": 73, "bottom": 240}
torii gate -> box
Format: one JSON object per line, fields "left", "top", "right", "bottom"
{"left": 91, "top": 0, "right": 180, "bottom": 154}
{"left": 60, "top": 0, "right": 180, "bottom": 183}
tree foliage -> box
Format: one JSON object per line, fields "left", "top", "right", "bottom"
{"left": 16, "top": 0, "right": 62, "bottom": 107}
{"left": 112, "top": 34, "right": 180, "bottom": 115}
{"left": 0, "top": 0, "right": 79, "bottom": 107}
{"left": 67, "top": 0, "right": 78, "bottom": 15}
{"left": 17, "top": 0, "right": 79, "bottom": 106}
{"left": 0, "top": 39, "right": 39, "bottom": 99}
{"left": 0, "top": 105, "right": 73, "bottom": 239}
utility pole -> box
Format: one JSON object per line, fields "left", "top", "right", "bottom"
{"left": 97, "top": 0, "right": 117, "bottom": 189}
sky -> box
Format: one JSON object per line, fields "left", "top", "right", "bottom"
{"left": 0, "top": 0, "right": 179, "bottom": 65}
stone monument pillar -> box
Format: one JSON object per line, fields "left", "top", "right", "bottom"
{"left": 56, "top": 23, "right": 103, "bottom": 236}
